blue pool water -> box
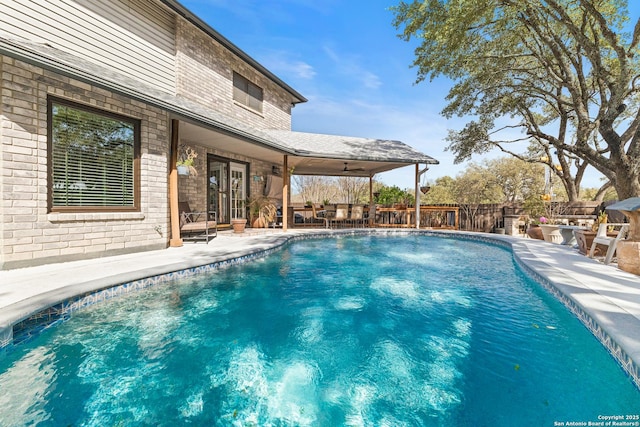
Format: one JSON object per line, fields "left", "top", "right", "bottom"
{"left": 1, "top": 235, "right": 639, "bottom": 426}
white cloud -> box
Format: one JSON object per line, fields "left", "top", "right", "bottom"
{"left": 362, "top": 71, "right": 382, "bottom": 89}
{"left": 263, "top": 52, "right": 317, "bottom": 80}
{"left": 290, "top": 61, "right": 316, "bottom": 79}
{"left": 322, "top": 45, "right": 382, "bottom": 90}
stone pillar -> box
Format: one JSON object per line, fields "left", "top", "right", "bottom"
{"left": 504, "top": 215, "right": 520, "bottom": 236}
{"left": 617, "top": 241, "right": 640, "bottom": 275}
{"left": 605, "top": 198, "right": 640, "bottom": 275}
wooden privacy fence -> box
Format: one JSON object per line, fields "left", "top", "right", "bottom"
{"left": 288, "top": 201, "right": 604, "bottom": 232}
{"left": 427, "top": 201, "right": 602, "bottom": 232}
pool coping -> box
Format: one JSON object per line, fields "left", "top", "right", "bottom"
{"left": 1, "top": 228, "right": 639, "bottom": 388}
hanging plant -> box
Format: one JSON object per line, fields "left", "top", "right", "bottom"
{"left": 177, "top": 144, "right": 198, "bottom": 176}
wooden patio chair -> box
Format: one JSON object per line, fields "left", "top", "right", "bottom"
{"left": 311, "top": 204, "right": 329, "bottom": 228}
{"left": 179, "top": 201, "right": 217, "bottom": 242}
{"left": 589, "top": 223, "right": 629, "bottom": 264}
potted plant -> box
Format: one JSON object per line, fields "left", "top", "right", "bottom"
{"left": 177, "top": 144, "right": 198, "bottom": 176}
{"left": 248, "top": 195, "right": 277, "bottom": 228}
{"left": 230, "top": 178, "right": 247, "bottom": 233}
{"left": 538, "top": 216, "right": 564, "bottom": 243}
{"left": 231, "top": 217, "right": 247, "bottom": 233}
{"left": 523, "top": 216, "right": 543, "bottom": 240}
{"left": 523, "top": 196, "right": 549, "bottom": 240}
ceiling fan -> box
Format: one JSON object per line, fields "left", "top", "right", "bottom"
{"left": 343, "top": 162, "right": 365, "bottom": 172}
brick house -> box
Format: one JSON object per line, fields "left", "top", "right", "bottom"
{"left": 0, "top": 0, "right": 437, "bottom": 269}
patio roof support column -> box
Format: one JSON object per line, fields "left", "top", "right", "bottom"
{"left": 415, "top": 164, "right": 420, "bottom": 229}
{"left": 369, "top": 175, "right": 374, "bottom": 227}
{"left": 416, "top": 164, "right": 429, "bottom": 229}
{"left": 282, "top": 155, "right": 289, "bottom": 231}
{"left": 169, "top": 119, "right": 183, "bottom": 247}
{"left": 369, "top": 175, "right": 373, "bottom": 204}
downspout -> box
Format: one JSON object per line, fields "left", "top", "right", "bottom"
{"left": 169, "top": 119, "right": 183, "bottom": 246}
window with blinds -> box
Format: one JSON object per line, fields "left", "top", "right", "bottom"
{"left": 48, "top": 98, "right": 140, "bottom": 212}
{"left": 232, "top": 72, "right": 263, "bottom": 113}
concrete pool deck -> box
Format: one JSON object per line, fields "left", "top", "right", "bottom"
{"left": 1, "top": 228, "right": 639, "bottom": 387}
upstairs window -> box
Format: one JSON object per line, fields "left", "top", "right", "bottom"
{"left": 233, "top": 72, "right": 263, "bottom": 113}
{"left": 48, "top": 97, "right": 140, "bottom": 212}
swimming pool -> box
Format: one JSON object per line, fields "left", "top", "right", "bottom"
{"left": 0, "top": 235, "right": 638, "bottom": 425}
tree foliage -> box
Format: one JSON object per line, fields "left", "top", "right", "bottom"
{"left": 292, "top": 176, "right": 338, "bottom": 204}
{"left": 393, "top": 0, "right": 640, "bottom": 199}
{"left": 374, "top": 185, "right": 415, "bottom": 205}
{"left": 421, "top": 176, "right": 457, "bottom": 204}
{"left": 292, "top": 176, "right": 370, "bottom": 204}
{"left": 453, "top": 164, "right": 503, "bottom": 204}
{"left": 335, "top": 177, "right": 370, "bottom": 204}
{"left": 484, "top": 157, "right": 547, "bottom": 203}
{"left": 424, "top": 157, "right": 566, "bottom": 207}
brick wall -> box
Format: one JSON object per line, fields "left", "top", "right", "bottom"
{"left": 175, "top": 18, "right": 294, "bottom": 131}
{"left": 0, "top": 56, "right": 170, "bottom": 269}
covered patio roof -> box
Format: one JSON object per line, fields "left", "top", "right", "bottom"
{"left": 264, "top": 130, "right": 438, "bottom": 177}
{"left": 179, "top": 122, "right": 438, "bottom": 177}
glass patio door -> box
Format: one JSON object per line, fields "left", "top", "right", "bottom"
{"left": 208, "top": 157, "right": 228, "bottom": 223}
{"left": 207, "top": 156, "right": 247, "bottom": 224}
{"left": 230, "top": 163, "right": 246, "bottom": 219}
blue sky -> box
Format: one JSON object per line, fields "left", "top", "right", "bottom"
{"left": 179, "top": 0, "right": 629, "bottom": 190}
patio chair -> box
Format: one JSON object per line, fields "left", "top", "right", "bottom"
{"left": 589, "top": 223, "right": 629, "bottom": 264}
{"left": 179, "top": 201, "right": 217, "bottom": 242}
{"left": 349, "top": 205, "right": 364, "bottom": 228}
{"left": 330, "top": 204, "right": 349, "bottom": 229}
{"left": 311, "top": 204, "right": 329, "bottom": 228}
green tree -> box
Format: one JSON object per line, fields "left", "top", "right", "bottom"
{"left": 375, "top": 185, "right": 415, "bottom": 205}
{"left": 453, "top": 164, "right": 503, "bottom": 205}
{"left": 421, "top": 176, "right": 457, "bottom": 204}
{"left": 485, "top": 157, "right": 546, "bottom": 203}
{"left": 393, "top": 0, "right": 640, "bottom": 199}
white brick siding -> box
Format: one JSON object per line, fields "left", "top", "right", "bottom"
{"left": 1, "top": 1, "right": 303, "bottom": 269}
{"left": 175, "top": 18, "right": 293, "bottom": 130}
{"left": 0, "top": 57, "right": 170, "bottom": 269}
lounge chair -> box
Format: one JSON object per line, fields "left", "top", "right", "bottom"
{"left": 179, "top": 201, "right": 217, "bottom": 242}
{"left": 589, "top": 223, "right": 629, "bottom": 264}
